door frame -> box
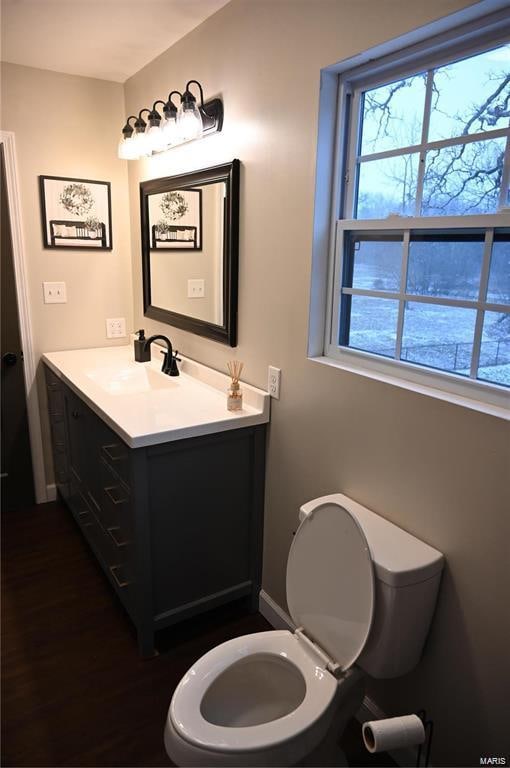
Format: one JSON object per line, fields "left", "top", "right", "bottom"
{"left": 1, "top": 131, "right": 47, "bottom": 503}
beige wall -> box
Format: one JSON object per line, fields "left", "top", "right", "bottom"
{"left": 0, "top": 62, "right": 132, "bottom": 478}
{"left": 125, "top": 1, "right": 510, "bottom": 764}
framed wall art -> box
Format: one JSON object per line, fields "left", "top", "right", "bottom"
{"left": 39, "top": 175, "right": 112, "bottom": 249}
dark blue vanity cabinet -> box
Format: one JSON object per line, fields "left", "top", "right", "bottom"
{"left": 44, "top": 364, "right": 266, "bottom": 655}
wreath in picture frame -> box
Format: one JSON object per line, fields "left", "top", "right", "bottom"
{"left": 159, "top": 191, "right": 189, "bottom": 221}
{"left": 59, "top": 183, "right": 95, "bottom": 217}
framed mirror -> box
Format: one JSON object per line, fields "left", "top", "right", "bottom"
{"left": 141, "top": 160, "right": 239, "bottom": 346}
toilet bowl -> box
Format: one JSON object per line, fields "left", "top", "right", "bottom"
{"left": 164, "top": 494, "right": 444, "bottom": 767}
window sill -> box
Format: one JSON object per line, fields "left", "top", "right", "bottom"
{"left": 310, "top": 350, "right": 510, "bottom": 421}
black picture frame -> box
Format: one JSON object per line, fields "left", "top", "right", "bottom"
{"left": 149, "top": 188, "right": 202, "bottom": 251}
{"left": 141, "top": 160, "right": 240, "bottom": 347}
{"left": 39, "top": 175, "right": 113, "bottom": 250}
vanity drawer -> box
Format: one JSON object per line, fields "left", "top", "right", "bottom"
{"left": 99, "top": 458, "right": 132, "bottom": 544}
{"left": 100, "top": 436, "right": 131, "bottom": 488}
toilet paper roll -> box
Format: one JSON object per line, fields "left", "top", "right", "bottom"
{"left": 362, "top": 715, "right": 425, "bottom": 753}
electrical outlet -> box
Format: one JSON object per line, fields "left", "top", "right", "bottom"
{"left": 268, "top": 366, "right": 281, "bottom": 399}
{"left": 43, "top": 281, "right": 67, "bottom": 303}
{"left": 106, "top": 317, "right": 126, "bottom": 338}
{"left": 187, "top": 279, "right": 205, "bottom": 298}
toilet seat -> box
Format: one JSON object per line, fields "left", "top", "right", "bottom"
{"left": 170, "top": 629, "right": 337, "bottom": 753}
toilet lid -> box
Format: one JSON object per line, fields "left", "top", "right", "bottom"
{"left": 286, "top": 501, "right": 375, "bottom": 671}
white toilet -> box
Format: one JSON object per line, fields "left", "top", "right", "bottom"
{"left": 164, "top": 493, "right": 444, "bottom": 767}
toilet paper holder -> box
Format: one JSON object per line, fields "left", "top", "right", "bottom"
{"left": 362, "top": 709, "right": 433, "bottom": 767}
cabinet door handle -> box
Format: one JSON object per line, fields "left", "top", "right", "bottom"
{"left": 109, "top": 565, "right": 129, "bottom": 588}
{"left": 107, "top": 526, "right": 128, "bottom": 548}
{"left": 105, "top": 485, "right": 128, "bottom": 505}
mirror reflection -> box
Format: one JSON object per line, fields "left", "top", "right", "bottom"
{"left": 141, "top": 160, "right": 239, "bottom": 346}
{"left": 149, "top": 181, "right": 225, "bottom": 325}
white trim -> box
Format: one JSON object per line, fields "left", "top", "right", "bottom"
{"left": 258, "top": 589, "right": 295, "bottom": 631}
{"left": 46, "top": 484, "right": 57, "bottom": 502}
{"left": 312, "top": 353, "right": 509, "bottom": 420}
{"left": 1, "top": 131, "right": 47, "bottom": 503}
{"left": 357, "top": 126, "right": 510, "bottom": 165}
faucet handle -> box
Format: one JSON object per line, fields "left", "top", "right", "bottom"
{"left": 172, "top": 350, "right": 182, "bottom": 362}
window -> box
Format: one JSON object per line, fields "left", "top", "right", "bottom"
{"left": 326, "top": 35, "right": 510, "bottom": 405}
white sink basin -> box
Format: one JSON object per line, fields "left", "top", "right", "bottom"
{"left": 42, "top": 345, "right": 270, "bottom": 447}
{"left": 85, "top": 363, "right": 177, "bottom": 395}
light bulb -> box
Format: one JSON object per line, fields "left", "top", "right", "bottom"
{"left": 118, "top": 135, "right": 138, "bottom": 160}
{"left": 118, "top": 137, "right": 129, "bottom": 159}
{"left": 161, "top": 115, "right": 179, "bottom": 146}
{"left": 147, "top": 124, "right": 166, "bottom": 152}
{"left": 177, "top": 102, "right": 203, "bottom": 141}
{"left": 133, "top": 130, "right": 151, "bottom": 157}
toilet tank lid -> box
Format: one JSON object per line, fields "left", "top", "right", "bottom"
{"left": 299, "top": 494, "right": 444, "bottom": 588}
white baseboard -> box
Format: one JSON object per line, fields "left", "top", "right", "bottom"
{"left": 46, "top": 484, "right": 57, "bottom": 501}
{"left": 258, "top": 590, "right": 421, "bottom": 768}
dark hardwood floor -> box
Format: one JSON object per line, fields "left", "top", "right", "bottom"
{"left": 2, "top": 501, "right": 394, "bottom": 767}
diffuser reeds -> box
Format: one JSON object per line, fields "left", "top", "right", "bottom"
{"left": 227, "top": 360, "right": 244, "bottom": 411}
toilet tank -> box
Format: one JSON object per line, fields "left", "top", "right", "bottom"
{"left": 299, "top": 494, "right": 444, "bottom": 679}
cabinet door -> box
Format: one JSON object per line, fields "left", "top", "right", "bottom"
{"left": 64, "top": 387, "right": 89, "bottom": 488}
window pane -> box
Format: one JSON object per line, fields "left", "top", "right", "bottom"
{"left": 487, "top": 237, "right": 510, "bottom": 305}
{"left": 422, "top": 138, "right": 506, "bottom": 215}
{"left": 406, "top": 236, "right": 484, "bottom": 300}
{"left": 357, "top": 153, "right": 419, "bottom": 218}
{"left": 429, "top": 44, "right": 510, "bottom": 142}
{"left": 478, "top": 311, "right": 510, "bottom": 387}
{"left": 401, "top": 302, "right": 476, "bottom": 374}
{"left": 346, "top": 295, "right": 398, "bottom": 357}
{"left": 360, "top": 73, "right": 426, "bottom": 155}
{"left": 351, "top": 238, "right": 402, "bottom": 292}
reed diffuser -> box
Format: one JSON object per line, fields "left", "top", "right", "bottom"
{"left": 227, "top": 360, "right": 244, "bottom": 411}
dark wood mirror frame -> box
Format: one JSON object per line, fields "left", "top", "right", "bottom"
{"left": 141, "top": 160, "right": 240, "bottom": 347}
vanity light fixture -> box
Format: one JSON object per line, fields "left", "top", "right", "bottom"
{"left": 118, "top": 80, "right": 223, "bottom": 160}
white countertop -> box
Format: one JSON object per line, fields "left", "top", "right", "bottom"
{"left": 42, "top": 345, "right": 270, "bottom": 448}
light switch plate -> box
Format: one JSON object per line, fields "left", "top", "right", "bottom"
{"left": 188, "top": 279, "right": 205, "bottom": 298}
{"left": 43, "top": 281, "right": 67, "bottom": 304}
{"left": 106, "top": 318, "right": 126, "bottom": 338}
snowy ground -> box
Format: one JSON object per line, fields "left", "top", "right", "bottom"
{"left": 346, "top": 275, "right": 510, "bottom": 387}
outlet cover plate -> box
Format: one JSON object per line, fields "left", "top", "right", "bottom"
{"left": 268, "top": 366, "right": 281, "bottom": 399}
{"left": 106, "top": 317, "right": 126, "bottom": 338}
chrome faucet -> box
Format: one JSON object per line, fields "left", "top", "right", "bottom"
{"left": 143, "top": 334, "right": 181, "bottom": 376}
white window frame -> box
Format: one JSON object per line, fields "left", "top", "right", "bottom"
{"left": 315, "top": 11, "right": 510, "bottom": 419}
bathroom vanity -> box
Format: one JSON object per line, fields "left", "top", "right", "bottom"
{"left": 43, "top": 346, "right": 269, "bottom": 656}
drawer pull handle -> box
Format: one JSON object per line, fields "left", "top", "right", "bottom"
{"left": 109, "top": 565, "right": 129, "bottom": 588}
{"left": 47, "top": 382, "right": 59, "bottom": 390}
{"left": 87, "top": 491, "right": 101, "bottom": 512}
{"left": 107, "top": 527, "right": 128, "bottom": 547}
{"left": 105, "top": 486, "right": 128, "bottom": 505}
{"left": 103, "top": 444, "right": 124, "bottom": 462}
{"left": 72, "top": 410, "right": 82, "bottom": 419}
{"left": 49, "top": 410, "right": 63, "bottom": 418}
{"left": 78, "top": 510, "right": 93, "bottom": 528}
